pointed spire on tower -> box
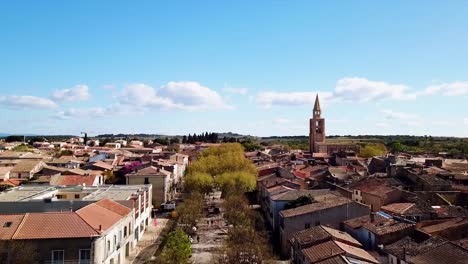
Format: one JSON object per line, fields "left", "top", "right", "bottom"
{"left": 313, "top": 94, "right": 321, "bottom": 111}
{"left": 313, "top": 94, "right": 321, "bottom": 118}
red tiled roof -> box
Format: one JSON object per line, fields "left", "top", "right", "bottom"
{"left": 12, "top": 212, "right": 98, "bottom": 239}
{"left": 126, "top": 166, "right": 170, "bottom": 177}
{"left": 334, "top": 240, "right": 379, "bottom": 263}
{"left": 381, "top": 203, "right": 415, "bottom": 215}
{"left": 51, "top": 174, "right": 98, "bottom": 186}
{"left": 0, "top": 179, "right": 21, "bottom": 187}
{"left": 0, "top": 214, "right": 25, "bottom": 239}
{"left": 95, "top": 199, "right": 132, "bottom": 217}
{"left": 89, "top": 160, "right": 114, "bottom": 170}
{"left": 76, "top": 200, "right": 129, "bottom": 232}
{"left": 344, "top": 214, "right": 414, "bottom": 236}
{"left": 302, "top": 240, "right": 345, "bottom": 263}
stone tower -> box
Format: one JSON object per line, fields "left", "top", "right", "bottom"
{"left": 309, "top": 94, "right": 326, "bottom": 153}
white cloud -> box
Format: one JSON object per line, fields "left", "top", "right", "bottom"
{"left": 0, "top": 95, "right": 57, "bottom": 109}
{"left": 422, "top": 81, "right": 468, "bottom": 96}
{"left": 273, "top": 118, "right": 291, "bottom": 124}
{"left": 255, "top": 77, "right": 418, "bottom": 108}
{"left": 118, "top": 81, "right": 232, "bottom": 111}
{"left": 334, "top": 77, "right": 416, "bottom": 102}
{"left": 381, "top": 109, "right": 419, "bottom": 120}
{"left": 54, "top": 107, "right": 113, "bottom": 119}
{"left": 255, "top": 91, "right": 333, "bottom": 108}
{"left": 52, "top": 85, "right": 90, "bottom": 102}
{"left": 223, "top": 87, "right": 248, "bottom": 95}
{"left": 380, "top": 109, "right": 423, "bottom": 128}
{"left": 101, "top": 84, "right": 115, "bottom": 90}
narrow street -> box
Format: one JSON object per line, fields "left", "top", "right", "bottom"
{"left": 127, "top": 217, "right": 170, "bottom": 264}
{"left": 190, "top": 191, "right": 228, "bottom": 264}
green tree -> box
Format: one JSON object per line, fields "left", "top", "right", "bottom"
{"left": 158, "top": 228, "right": 192, "bottom": 264}
{"left": 223, "top": 193, "right": 252, "bottom": 226}
{"left": 284, "top": 195, "right": 317, "bottom": 210}
{"left": 360, "top": 143, "right": 387, "bottom": 158}
{"left": 184, "top": 172, "right": 214, "bottom": 194}
{"left": 12, "top": 144, "right": 33, "bottom": 152}
{"left": 215, "top": 171, "right": 256, "bottom": 195}
{"left": 4, "top": 135, "right": 23, "bottom": 142}
{"left": 391, "top": 140, "right": 404, "bottom": 153}
{"left": 176, "top": 192, "right": 204, "bottom": 235}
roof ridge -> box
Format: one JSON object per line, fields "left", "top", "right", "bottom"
{"left": 11, "top": 213, "right": 28, "bottom": 239}
{"left": 74, "top": 210, "right": 102, "bottom": 235}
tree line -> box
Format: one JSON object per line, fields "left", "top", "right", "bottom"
{"left": 182, "top": 132, "right": 219, "bottom": 144}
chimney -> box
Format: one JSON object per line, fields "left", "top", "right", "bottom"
{"left": 370, "top": 212, "right": 375, "bottom": 223}
{"left": 99, "top": 225, "right": 102, "bottom": 231}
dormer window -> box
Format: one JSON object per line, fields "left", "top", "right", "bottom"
{"left": 3, "top": 222, "right": 12, "bottom": 228}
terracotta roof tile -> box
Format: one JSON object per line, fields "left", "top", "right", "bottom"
{"left": 76, "top": 201, "right": 128, "bottom": 232}
{"left": 334, "top": 241, "right": 379, "bottom": 263}
{"left": 344, "top": 214, "right": 414, "bottom": 236}
{"left": 127, "top": 166, "right": 170, "bottom": 177}
{"left": 0, "top": 214, "right": 25, "bottom": 239}
{"left": 381, "top": 203, "right": 415, "bottom": 215}
{"left": 12, "top": 212, "right": 98, "bottom": 239}
{"left": 11, "top": 160, "right": 42, "bottom": 173}
{"left": 412, "top": 242, "right": 468, "bottom": 264}
{"left": 95, "top": 199, "right": 132, "bottom": 217}
{"left": 50, "top": 174, "right": 98, "bottom": 186}
{"left": 302, "top": 241, "right": 345, "bottom": 263}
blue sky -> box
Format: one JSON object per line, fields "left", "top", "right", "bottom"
{"left": 1, "top": 1, "right": 467, "bottom": 137}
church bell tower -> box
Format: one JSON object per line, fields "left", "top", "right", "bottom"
{"left": 309, "top": 94, "right": 326, "bottom": 153}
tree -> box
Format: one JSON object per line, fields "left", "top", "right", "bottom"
{"left": 100, "top": 138, "right": 111, "bottom": 147}
{"left": 186, "top": 143, "right": 257, "bottom": 197}
{"left": 184, "top": 172, "right": 214, "bottom": 194}
{"left": 11, "top": 144, "right": 32, "bottom": 152}
{"left": 4, "top": 136, "right": 23, "bottom": 142}
{"left": 176, "top": 192, "right": 204, "bottom": 235}
{"left": 223, "top": 193, "right": 252, "bottom": 226}
{"left": 158, "top": 228, "right": 192, "bottom": 264}
{"left": 391, "top": 141, "right": 404, "bottom": 153}
{"left": 284, "top": 195, "right": 317, "bottom": 210}
{"left": 182, "top": 135, "right": 187, "bottom": 144}
{"left": 215, "top": 171, "right": 257, "bottom": 196}
{"left": 360, "top": 143, "right": 387, "bottom": 158}
{"left": 170, "top": 137, "right": 180, "bottom": 144}
{"left": 216, "top": 225, "right": 270, "bottom": 264}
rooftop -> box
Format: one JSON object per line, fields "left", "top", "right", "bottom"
{"left": 77, "top": 200, "right": 130, "bottom": 232}
{"left": 412, "top": 242, "right": 468, "bottom": 264}
{"left": 12, "top": 212, "right": 99, "bottom": 239}
{"left": 381, "top": 203, "right": 416, "bottom": 215}
{"left": 290, "top": 225, "right": 361, "bottom": 248}
{"left": 280, "top": 194, "right": 352, "bottom": 218}
{"left": 343, "top": 214, "right": 414, "bottom": 236}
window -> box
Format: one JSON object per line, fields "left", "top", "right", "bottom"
{"left": 305, "top": 223, "right": 311, "bottom": 229}
{"left": 79, "top": 249, "right": 91, "bottom": 264}
{"left": 144, "top": 177, "right": 149, "bottom": 184}
{"left": 3, "top": 222, "right": 12, "bottom": 228}
{"left": 124, "top": 226, "right": 128, "bottom": 237}
{"left": 107, "top": 240, "right": 111, "bottom": 252}
{"left": 51, "top": 250, "right": 64, "bottom": 264}
{"left": 75, "top": 194, "right": 80, "bottom": 199}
